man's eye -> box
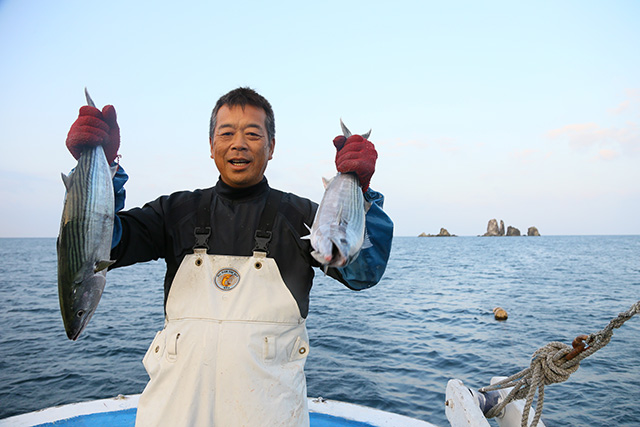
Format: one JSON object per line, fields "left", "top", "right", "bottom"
{"left": 246, "top": 132, "right": 262, "bottom": 140}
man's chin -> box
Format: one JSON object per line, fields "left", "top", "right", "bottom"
{"left": 221, "top": 174, "right": 262, "bottom": 189}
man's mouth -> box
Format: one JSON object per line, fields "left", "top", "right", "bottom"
{"left": 229, "top": 159, "right": 250, "bottom": 166}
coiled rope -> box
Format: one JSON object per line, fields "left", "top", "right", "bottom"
{"left": 479, "top": 300, "right": 640, "bottom": 427}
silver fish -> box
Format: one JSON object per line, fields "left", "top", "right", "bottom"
{"left": 57, "top": 89, "right": 115, "bottom": 340}
{"left": 307, "top": 121, "right": 368, "bottom": 268}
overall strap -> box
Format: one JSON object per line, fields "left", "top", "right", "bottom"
{"left": 193, "top": 188, "right": 214, "bottom": 250}
{"left": 253, "top": 189, "right": 283, "bottom": 255}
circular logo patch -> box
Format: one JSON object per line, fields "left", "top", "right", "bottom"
{"left": 214, "top": 268, "right": 240, "bottom": 291}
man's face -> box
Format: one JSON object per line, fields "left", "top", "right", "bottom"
{"left": 210, "top": 104, "right": 275, "bottom": 188}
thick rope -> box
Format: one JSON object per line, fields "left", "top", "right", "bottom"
{"left": 479, "top": 300, "right": 640, "bottom": 427}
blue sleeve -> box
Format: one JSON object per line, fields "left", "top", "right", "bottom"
{"left": 111, "top": 164, "right": 128, "bottom": 249}
{"left": 336, "top": 187, "right": 394, "bottom": 290}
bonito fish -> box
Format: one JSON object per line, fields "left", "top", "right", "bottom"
{"left": 57, "top": 89, "right": 115, "bottom": 340}
{"left": 307, "top": 121, "right": 369, "bottom": 268}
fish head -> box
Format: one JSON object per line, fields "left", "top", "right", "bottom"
{"left": 310, "top": 231, "right": 352, "bottom": 268}
{"left": 330, "top": 235, "right": 363, "bottom": 267}
{"left": 58, "top": 267, "right": 107, "bottom": 341}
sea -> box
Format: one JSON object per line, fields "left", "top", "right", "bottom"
{"left": 0, "top": 236, "right": 638, "bottom": 426}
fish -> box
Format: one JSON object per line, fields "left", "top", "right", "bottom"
{"left": 306, "top": 120, "right": 369, "bottom": 268}
{"left": 57, "top": 88, "right": 116, "bottom": 340}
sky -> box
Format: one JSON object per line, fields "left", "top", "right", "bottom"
{"left": 1, "top": 0, "right": 639, "bottom": 237}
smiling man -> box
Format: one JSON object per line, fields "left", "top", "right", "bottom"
{"left": 210, "top": 103, "right": 275, "bottom": 188}
{"left": 64, "top": 87, "right": 394, "bottom": 426}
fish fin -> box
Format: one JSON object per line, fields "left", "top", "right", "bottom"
{"left": 300, "top": 223, "right": 312, "bottom": 240}
{"left": 340, "top": 119, "right": 371, "bottom": 140}
{"left": 340, "top": 119, "right": 352, "bottom": 138}
{"left": 362, "top": 228, "right": 372, "bottom": 250}
{"left": 322, "top": 177, "right": 330, "bottom": 189}
{"left": 95, "top": 259, "right": 115, "bottom": 273}
{"left": 84, "top": 87, "right": 96, "bottom": 108}
{"left": 61, "top": 172, "right": 73, "bottom": 190}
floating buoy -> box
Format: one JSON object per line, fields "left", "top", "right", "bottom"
{"left": 493, "top": 307, "right": 508, "bottom": 321}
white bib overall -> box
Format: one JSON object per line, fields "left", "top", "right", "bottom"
{"left": 135, "top": 248, "right": 310, "bottom": 426}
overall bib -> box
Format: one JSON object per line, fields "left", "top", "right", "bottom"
{"left": 135, "top": 190, "right": 310, "bottom": 427}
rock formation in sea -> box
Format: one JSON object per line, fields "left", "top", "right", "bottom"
{"left": 506, "top": 226, "right": 521, "bottom": 236}
{"left": 483, "top": 219, "right": 498, "bottom": 236}
{"left": 483, "top": 219, "right": 540, "bottom": 236}
{"left": 418, "top": 228, "right": 456, "bottom": 237}
{"left": 420, "top": 222, "right": 540, "bottom": 237}
{"left": 483, "top": 219, "right": 505, "bottom": 236}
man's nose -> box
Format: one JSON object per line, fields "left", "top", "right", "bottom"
{"left": 230, "top": 134, "right": 248, "bottom": 150}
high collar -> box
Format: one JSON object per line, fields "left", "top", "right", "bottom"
{"left": 214, "top": 177, "right": 270, "bottom": 200}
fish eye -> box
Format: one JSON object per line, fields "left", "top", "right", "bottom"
{"left": 76, "top": 309, "right": 85, "bottom": 318}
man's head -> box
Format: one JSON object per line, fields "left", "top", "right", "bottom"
{"left": 209, "top": 88, "right": 276, "bottom": 188}
{"left": 209, "top": 87, "right": 275, "bottom": 143}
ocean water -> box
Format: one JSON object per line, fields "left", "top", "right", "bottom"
{"left": 0, "top": 236, "right": 638, "bottom": 426}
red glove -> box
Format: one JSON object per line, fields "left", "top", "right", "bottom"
{"left": 333, "top": 134, "right": 377, "bottom": 192}
{"left": 66, "top": 105, "right": 120, "bottom": 164}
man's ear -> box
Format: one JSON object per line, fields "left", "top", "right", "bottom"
{"left": 268, "top": 138, "right": 275, "bottom": 160}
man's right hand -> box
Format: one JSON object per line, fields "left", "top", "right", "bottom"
{"left": 66, "top": 105, "right": 120, "bottom": 164}
{"left": 333, "top": 134, "right": 377, "bottom": 192}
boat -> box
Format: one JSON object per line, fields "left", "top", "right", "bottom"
{"left": 0, "top": 394, "right": 434, "bottom": 427}
{"left": 0, "top": 377, "right": 544, "bottom": 427}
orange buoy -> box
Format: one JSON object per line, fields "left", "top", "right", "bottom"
{"left": 493, "top": 307, "right": 508, "bottom": 321}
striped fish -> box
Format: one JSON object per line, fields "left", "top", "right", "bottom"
{"left": 57, "top": 90, "right": 115, "bottom": 340}
{"left": 307, "top": 121, "right": 368, "bottom": 268}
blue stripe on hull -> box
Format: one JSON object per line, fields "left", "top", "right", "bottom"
{"left": 33, "top": 409, "right": 376, "bottom": 427}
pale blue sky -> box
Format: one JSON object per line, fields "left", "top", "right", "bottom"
{"left": 1, "top": 0, "right": 638, "bottom": 237}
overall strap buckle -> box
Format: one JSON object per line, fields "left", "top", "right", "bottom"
{"left": 194, "top": 227, "right": 211, "bottom": 250}
{"left": 253, "top": 230, "right": 272, "bottom": 253}
{"left": 193, "top": 188, "right": 214, "bottom": 250}
{"left": 252, "top": 189, "right": 283, "bottom": 255}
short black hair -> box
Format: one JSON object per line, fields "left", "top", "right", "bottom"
{"left": 209, "top": 87, "right": 275, "bottom": 142}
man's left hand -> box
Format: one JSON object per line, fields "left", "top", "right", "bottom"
{"left": 333, "top": 134, "right": 377, "bottom": 192}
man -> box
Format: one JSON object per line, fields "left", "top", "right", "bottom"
{"left": 65, "top": 87, "right": 393, "bottom": 426}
